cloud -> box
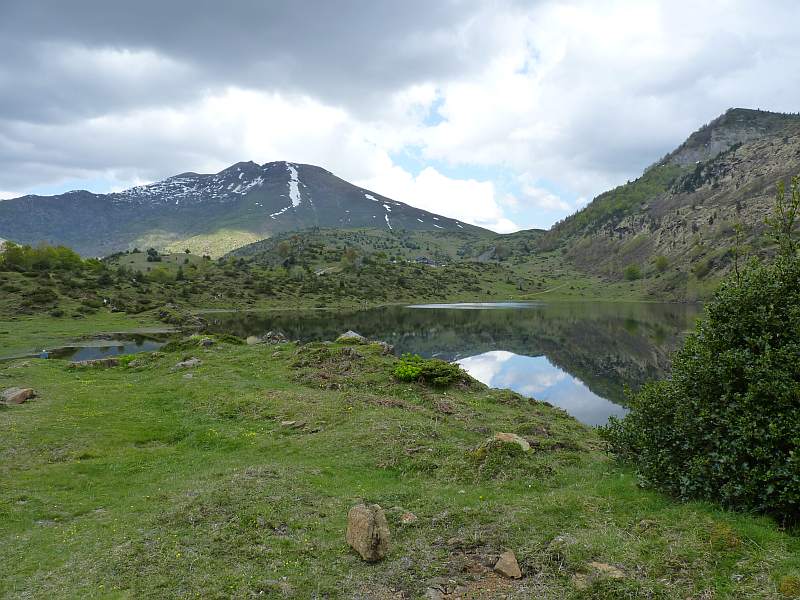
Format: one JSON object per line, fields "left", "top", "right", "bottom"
{"left": 1, "top": 0, "right": 800, "bottom": 231}
{"left": 356, "top": 165, "right": 519, "bottom": 232}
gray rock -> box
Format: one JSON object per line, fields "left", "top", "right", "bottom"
{"left": 1, "top": 387, "right": 35, "bottom": 405}
{"left": 336, "top": 330, "right": 366, "bottom": 344}
{"left": 173, "top": 357, "right": 201, "bottom": 370}
{"left": 373, "top": 340, "right": 395, "bottom": 355}
{"left": 346, "top": 503, "right": 390, "bottom": 562}
{"left": 68, "top": 358, "right": 120, "bottom": 369}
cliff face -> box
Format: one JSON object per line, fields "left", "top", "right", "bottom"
{"left": 544, "top": 108, "right": 800, "bottom": 299}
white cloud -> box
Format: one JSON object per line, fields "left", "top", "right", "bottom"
{"left": 0, "top": 190, "right": 20, "bottom": 200}
{"left": 3, "top": 0, "right": 800, "bottom": 232}
{"left": 355, "top": 164, "right": 519, "bottom": 233}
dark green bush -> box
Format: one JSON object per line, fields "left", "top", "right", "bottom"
{"left": 623, "top": 264, "right": 641, "bottom": 281}
{"left": 604, "top": 212, "right": 800, "bottom": 520}
{"left": 604, "top": 178, "right": 800, "bottom": 521}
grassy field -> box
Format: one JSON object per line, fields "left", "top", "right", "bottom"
{"left": 1, "top": 337, "right": 798, "bottom": 598}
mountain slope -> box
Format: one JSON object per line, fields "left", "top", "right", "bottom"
{"left": 537, "top": 108, "right": 800, "bottom": 298}
{"left": 0, "top": 161, "right": 484, "bottom": 256}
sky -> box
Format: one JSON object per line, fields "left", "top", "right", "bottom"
{"left": 1, "top": 0, "right": 799, "bottom": 232}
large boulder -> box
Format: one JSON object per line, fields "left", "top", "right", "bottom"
{"left": 1, "top": 387, "right": 35, "bottom": 405}
{"left": 336, "top": 330, "right": 366, "bottom": 344}
{"left": 494, "top": 550, "right": 522, "bottom": 579}
{"left": 346, "top": 503, "right": 390, "bottom": 562}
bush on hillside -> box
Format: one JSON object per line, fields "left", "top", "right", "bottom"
{"left": 603, "top": 177, "right": 800, "bottom": 521}
{"left": 393, "top": 353, "right": 469, "bottom": 388}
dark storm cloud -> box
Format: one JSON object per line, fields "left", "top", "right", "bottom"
{"left": 0, "top": 0, "right": 509, "bottom": 123}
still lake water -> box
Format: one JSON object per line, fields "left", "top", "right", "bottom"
{"left": 206, "top": 302, "right": 701, "bottom": 426}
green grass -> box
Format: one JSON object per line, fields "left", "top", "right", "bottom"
{"left": 1, "top": 339, "right": 798, "bottom": 598}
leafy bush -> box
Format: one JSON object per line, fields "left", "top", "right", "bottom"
{"left": 393, "top": 356, "right": 423, "bottom": 381}
{"left": 393, "top": 353, "right": 468, "bottom": 387}
{"left": 623, "top": 264, "right": 641, "bottom": 280}
{"left": 603, "top": 178, "right": 800, "bottom": 521}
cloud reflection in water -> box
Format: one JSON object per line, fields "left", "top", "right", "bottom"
{"left": 457, "top": 351, "right": 628, "bottom": 426}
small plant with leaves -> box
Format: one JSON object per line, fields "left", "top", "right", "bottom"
{"left": 393, "top": 353, "right": 468, "bottom": 387}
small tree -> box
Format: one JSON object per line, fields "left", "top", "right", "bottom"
{"left": 623, "top": 264, "right": 641, "bottom": 280}
{"left": 603, "top": 177, "right": 800, "bottom": 521}
{"left": 654, "top": 255, "right": 669, "bottom": 273}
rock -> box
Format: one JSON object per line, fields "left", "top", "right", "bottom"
{"left": 280, "top": 420, "right": 296, "bottom": 427}
{"left": 346, "top": 503, "right": 390, "bottom": 562}
{"left": 199, "top": 338, "right": 214, "bottom": 347}
{"left": 172, "top": 357, "right": 201, "bottom": 370}
{"left": 336, "top": 330, "right": 366, "bottom": 344}
{"left": 373, "top": 341, "right": 395, "bottom": 355}
{"left": 494, "top": 550, "right": 522, "bottom": 579}
{"left": 425, "top": 588, "right": 445, "bottom": 600}
{"left": 246, "top": 336, "right": 261, "bottom": 345}
{"left": 400, "top": 511, "right": 418, "bottom": 525}
{"left": 339, "top": 347, "right": 363, "bottom": 359}
{"left": 588, "top": 561, "right": 625, "bottom": 579}
{"left": 492, "top": 432, "right": 531, "bottom": 452}
{"left": 262, "top": 330, "right": 288, "bottom": 344}
{"left": 1, "top": 387, "right": 35, "bottom": 405}
{"left": 183, "top": 373, "right": 194, "bottom": 380}
{"left": 68, "top": 358, "right": 120, "bottom": 369}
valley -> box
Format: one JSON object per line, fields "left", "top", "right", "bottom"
{"left": 2, "top": 108, "right": 800, "bottom": 599}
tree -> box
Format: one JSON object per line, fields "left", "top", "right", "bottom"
{"left": 623, "top": 264, "right": 641, "bottom": 280}
{"left": 603, "top": 179, "right": 800, "bottom": 521}
{"left": 654, "top": 255, "right": 669, "bottom": 273}
{"left": 146, "top": 248, "right": 161, "bottom": 263}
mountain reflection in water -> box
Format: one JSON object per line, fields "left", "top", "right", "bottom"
{"left": 205, "top": 302, "right": 701, "bottom": 425}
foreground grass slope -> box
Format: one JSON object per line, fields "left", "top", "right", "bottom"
{"left": 2, "top": 338, "right": 798, "bottom": 598}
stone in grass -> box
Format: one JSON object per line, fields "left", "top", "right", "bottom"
{"left": 492, "top": 432, "right": 531, "bottom": 452}
{"left": 400, "top": 511, "right": 418, "bottom": 525}
{"left": 336, "top": 330, "right": 366, "bottom": 344}
{"left": 1, "top": 387, "right": 35, "bottom": 405}
{"left": 494, "top": 550, "right": 522, "bottom": 579}
{"left": 172, "top": 357, "right": 201, "bottom": 370}
{"left": 346, "top": 503, "right": 390, "bottom": 562}
{"left": 588, "top": 561, "right": 625, "bottom": 579}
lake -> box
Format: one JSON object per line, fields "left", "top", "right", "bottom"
{"left": 205, "top": 302, "right": 702, "bottom": 426}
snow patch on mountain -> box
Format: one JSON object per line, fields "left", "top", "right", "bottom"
{"left": 385, "top": 214, "right": 392, "bottom": 230}
{"left": 286, "top": 163, "right": 302, "bottom": 208}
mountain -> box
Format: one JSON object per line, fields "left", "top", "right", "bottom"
{"left": 0, "top": 161, "right": 485, "bottom": 257}
{"left": 537, "top": 108, "right": 800, "bottom": 298}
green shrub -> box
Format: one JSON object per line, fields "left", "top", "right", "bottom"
{"left": 393, "top": 353, "right": 424, "bottom": 381}
{"left": 654, "top": 255, "right": 669, "bottom": 272}
{"left": 603, "top": 181, "right": 800, "bottom": 520}
{"left": 393, "top": 353, "right": 467, "bottom": 387}
{"left": 623, "top": 264, "right": 641, "bottom": 281}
